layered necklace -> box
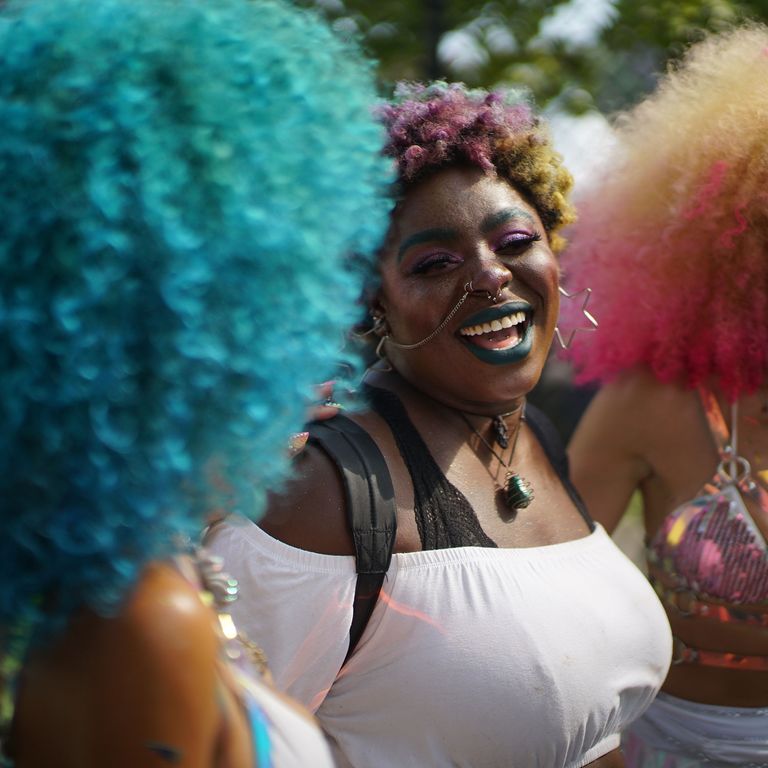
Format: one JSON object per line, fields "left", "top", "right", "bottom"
{"left": 460, "top": 408, "right": 535, "bottom": 517}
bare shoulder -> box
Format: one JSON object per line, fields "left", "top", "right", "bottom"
{"left": 25, "top": 562, "right": 218, "bottom": 681}
{"left": 117, "top": 561, "right": 221, "bottom": 658}
{"left": 56, "top": 562, "right": 220, "bottom": 694}
{"left": 574, "top": 369, "right": 688, "bottom": 444}
{"left": 16, "top": 562, "right": 222, "bottom": 768}
{"left": 260, "top": 439, "right": 354, "bottom": 556}
{"left": 593, "top": 368, "right": 664, "bottom": 410}
{"left": 614, "top": 368, "right": 696, "bottom": 408}
{"left": 594, "top": 370, "right": 703, "bottom": 447}
{"left": 260, "top": 408, "right": 403, "bottom": 556}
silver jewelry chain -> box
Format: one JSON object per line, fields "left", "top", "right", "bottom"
{"left": 385, "top": 287, "right": 471, "bottom": 350}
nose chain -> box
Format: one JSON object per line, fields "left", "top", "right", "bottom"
{"left": 383, "top": 280, "right": 500, "bottom": 352}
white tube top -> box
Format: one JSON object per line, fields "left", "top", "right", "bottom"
{"left": 208, "top": 519, "right": 671, "bottom": 768}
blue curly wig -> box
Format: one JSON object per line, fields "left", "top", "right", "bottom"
{"left": 0, "top": 0, "right": 391, "bottom": 658}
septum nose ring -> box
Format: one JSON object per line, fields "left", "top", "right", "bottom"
{"left": 464, "top": 280, "right": 501, "bottom": 303}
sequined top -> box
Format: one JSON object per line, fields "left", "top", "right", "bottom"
{"left": 646, "top": 389, "right": 768, "bottom": 606}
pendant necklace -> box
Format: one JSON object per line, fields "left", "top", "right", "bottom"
{"left": 460, "top": 410, "right": 535, "bottom": 516}
{"left": 491, "top": 414, "right": 511, "bottom": 449}
{"left": 490, "top": 407, "right": 522, "bottom": 448}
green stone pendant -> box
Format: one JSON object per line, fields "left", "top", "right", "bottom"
{"left": 504, "top": 472, "right": 534, "bottom": 510}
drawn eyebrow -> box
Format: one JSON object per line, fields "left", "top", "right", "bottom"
{"left": 481, "top": 208, "right": 535, "bottom": 233}
{"left": 397, "top": 227, "right": 457, "bottom": 260}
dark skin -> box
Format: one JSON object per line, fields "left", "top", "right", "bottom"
{"left": 9, "top": 560, "right": 323, "bottom": 768}
{"left": 263, "top": 167, "right": 623, "bottom": 768}
{"left": 569, "top": 368, "right": 768, "bottom": 707}
{"left": 11, "top": 562, "right": 255, "bottom": 768}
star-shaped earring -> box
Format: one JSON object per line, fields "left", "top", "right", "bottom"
{"left": 554, "top": 286, "right": 598, "bottom": 350}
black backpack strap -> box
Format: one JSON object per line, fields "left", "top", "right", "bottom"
{"left": 307, "top": 415, "right": 397, "bottom": 662}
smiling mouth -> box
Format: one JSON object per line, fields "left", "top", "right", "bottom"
{"left": 458, "top": 309, "right": 532, "bottom": 351}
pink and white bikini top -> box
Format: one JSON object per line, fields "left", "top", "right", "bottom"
{"left": 647, "top": 389, "right": 768, "bottom": 606}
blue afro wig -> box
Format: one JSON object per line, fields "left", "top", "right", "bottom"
{"left": 0, "top": 0, "right": 391, "bottom": 656}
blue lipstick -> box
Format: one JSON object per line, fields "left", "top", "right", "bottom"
{"left": 458, "top": 301, "right": 534, "bottom": 366}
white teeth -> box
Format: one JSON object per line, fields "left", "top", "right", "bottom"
{"left": 459, "top": 310, "right": 528, "bottom": 337}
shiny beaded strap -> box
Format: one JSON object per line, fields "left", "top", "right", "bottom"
{"left": 650, "top": 575, "right": 768, "bottom": 628}
{"left": 671, "top": 636, "right": 768, "bottom": 670}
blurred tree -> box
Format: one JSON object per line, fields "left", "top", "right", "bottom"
{"left": 593, "top": 0, "right": 766, "bottom": 112}
{"left": 298, "top": 1, "right": 574, "bottom": 84}
{"left": 301, "top": 0, "right": 768, "bottom": 114}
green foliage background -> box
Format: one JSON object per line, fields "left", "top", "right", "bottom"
{"left": 299, "top": 0, "right": 768, "bottom": 116}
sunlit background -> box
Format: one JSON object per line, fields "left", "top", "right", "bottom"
{"left": 300, "top": 0, "right": 767, "bottom": 188}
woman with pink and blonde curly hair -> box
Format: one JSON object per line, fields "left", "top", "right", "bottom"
{"left": 565, "top": 24, "right": 768, "bottom": 768}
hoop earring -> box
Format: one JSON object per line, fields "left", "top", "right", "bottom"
{"left": 554, "top": 286, "right": 598, "bottom": 350}
{"left": 352, "top": 306, "right": 389, "bottom": 345}
{"left": 368, "top": 312, "right": 393, "bottom": 371}
{"left": 374, "top": 334, "right": 393, "bottom": 372}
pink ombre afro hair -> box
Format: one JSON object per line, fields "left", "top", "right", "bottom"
{"left": 562, "top": 24, "right": 768, "bottom": 400}
{"left": 377, "top": 82, "right": 575, "bottom": 254}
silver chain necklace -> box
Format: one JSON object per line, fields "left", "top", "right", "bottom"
{"left": 459, "top": 411, "right": 535, "bottom": 516}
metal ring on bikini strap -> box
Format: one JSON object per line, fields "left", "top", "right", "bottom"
{"left": 671, "top": 636, "right": 768, "bottom": 670}
{"left": 716, "top": 455, "right": 752, "bottom": 485}
{"left": 671, "top": 637, "right": 698, "bottom": 665}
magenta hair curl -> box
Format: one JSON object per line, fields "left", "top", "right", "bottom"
{"left": 377, "top": 82, "right": 575, "bottom": 251}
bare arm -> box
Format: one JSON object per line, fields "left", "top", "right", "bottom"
{"left": 568, "top": 375, "right": 653, "bottom": 533}
{"left": 15, "top": 563, "right": 251, "bottom": 768}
